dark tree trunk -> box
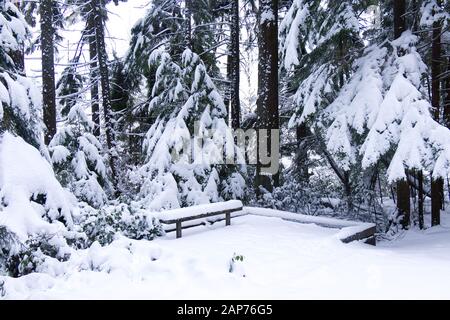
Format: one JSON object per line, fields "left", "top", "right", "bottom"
{"left": 256, "top": 0, "right": 279, "bottom": 194}
{"left": 296, "top": 123, "right": 309, "bottom": 182}
{"left": 393, "top": 0, "right": 406, "bottom": 39}
{"left": 431, "top": 0, "right": 443, "bottom": 226}
{"left": 393, "top": 0, "right": 410, "bottom": 229}
{"left": 431, "top": 177, "right": 443, "bottom": 226}
{"left": 41, "top": 0, "right": 57, "bottom": 145}
{"left": 185, "top": 0, "right": 192, "bottom": 48}
{"left": 88, "top": 13, "right": 100, "bottom": 137}
{"left": 444, "top": 56, "right": 450, "bottom": 128}
{"left": 418, "top": 170, "right": 424, "bottom": 229}
{"left": 397, "top": 179, "right": 410, "bottom": 228}
{"left": 92, "top": 0, "right": 118, "bottom": 189}
{"left": 230, "top": 0, "right": 240, "bottom": 129}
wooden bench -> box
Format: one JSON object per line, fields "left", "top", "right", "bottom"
{"left": 159, "top": 202, "right": 243, "bottom": 239}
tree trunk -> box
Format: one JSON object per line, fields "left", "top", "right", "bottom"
{"left": 431, "top": 177, "right": 443, "bottom": 226}
{"left": 256, "top": 0, "right": 279, "bottom": 194}
{"left": 394, "top": 0, "right": 410, "bottom": 229}
{"left": 393, "top": 0, "right": 406, "bottom": 39}
{"left": 92, "top": 0, "right": 118, "bottom": 189}
{"left": 418, "top": 170, "right": 424, "bottom": 229}
{"left": 296, "top": 123, "right": 309, "bottom": 182}
{"left": 444, "top": 56, "right": 450, "bottom": 128}
{"left": 431, "top": 0, "right": 443, "bottom": 226}
{"left": 41, "top": 0, "right": 57, "bottom": 145}
{"left": 185, "top": 0, "right": 192, "bottom": 48}
{"left": 230, "top": 0, "right": 240, "bottom": 129}
{"left": 88, "top": 13, "right": 100, "bottom": 137}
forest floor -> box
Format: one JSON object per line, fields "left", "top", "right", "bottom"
{"left": 2, "top": 212, "right": 450, "bottom": 299}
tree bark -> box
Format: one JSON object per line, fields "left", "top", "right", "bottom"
{"left": 431, "top": 0, "right": 443, "bottom": 226}
{"left": 418, "top": 170, "right": 424, "bottom": 229}
{"left": 296, "top": 123, "right": 309, "bottom": 182}
{"left": 256, "top": 0, "right": 279, "bottom": 194}
{"left": 393, "top": 0, "right": 406, "bottom": 39}
{"left": 431, "top": 177, "right": 443, "bottom": 226}
{"left": 230, "top": 0, "right": 240, "bottom": 129}
{"left": 444, "top": 56, "right": 450, "bottom": 128}
{"left": 394, "top": 0, "right": 410, "bottom": 229}
{"left": 41, "top": 0, "right": 57, "bottom": 145}
{"left": 88, "top": 13, "right": 100, "bottom": 137}
{"left": 92, "top": 0, "right": 118, "bottom": 189}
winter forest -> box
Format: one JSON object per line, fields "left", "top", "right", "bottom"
{"left": 1, "top": 0, "right": 450, "bottom": 299}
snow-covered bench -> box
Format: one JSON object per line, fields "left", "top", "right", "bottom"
{"left": 158, "top": 200, "right": 244, "bottom": 238}
{"left": 244, "top": 207, "right": 376, "bottom": 245}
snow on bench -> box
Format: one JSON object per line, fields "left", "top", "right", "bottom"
{"left": 244, "top": 207, "right": 376, "bottom": 245}
{"left": 157, "top": 202, "right": 376, "bottom": 245}
{"left": 158, "top": 200, "right": 244, "bottom": 238}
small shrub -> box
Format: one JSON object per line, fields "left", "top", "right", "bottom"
{"left": 0, "top": 226, "right": 21, "bottom": 275}
{"left": 229, "top": 253, "right": 246, "bottom": 277}
{"left": 6, "top": 234, "right": 69, "bottom": 277}
{"left": 81, "top": 203, "right": 164, "bottom": 246}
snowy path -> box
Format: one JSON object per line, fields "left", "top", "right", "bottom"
{"left": 2, "top": 215, "right": 450, "bottom": 299}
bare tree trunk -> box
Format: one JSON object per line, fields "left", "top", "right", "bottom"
{"left": 393, "top": 0, "right": 406, "bottom": 39}
{"left": 41, "top": 0, "right": 57, "bottom": 145}
{"left": 418, "top": 170, "right": 424, "bottom": 229}
{"left": 88, "top": 13, "right": 100, "bottom": 137}
{"left": 431, "top": 0, "right": 443, "bottom": 226}
{"left": 230, "top": 0, "right": 240, "bottom": 129}
{"left": 296, "top": 123, "right": 309, "bottom": 182}
{"left": 185, "top": 0, "right": 192, "bottom": 48}
{"left": 394, "top": 0, "right": 410, "bottom": 229}
{"left": 256, "top": 0, "right": 279, "bottom": 194}
{"left": 92, "top": 0, "right": 118, "bottom": 190}
{"left": 444, "top": 56, "right": 450, "bottom": 128}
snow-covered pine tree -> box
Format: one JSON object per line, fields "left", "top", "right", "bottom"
{"left": 136, "top": 49, "right": 245, "bottom": 210}
{"left": 48, "top": 96, "right": 110, "bottom": 209}
{"left": 1, "top": 2, "right": 74, "bottom": 270}
{"left": 418, "top": 0, "right": 449, "bottom": 225}
{"left": 314, "top": 1, "right": 450, "bottom": 229}
{"left": 281, "top": 0, "right": 365, "bottom": 207}
{"left": 0, "top": 2, "right": 43, "bottom": 149}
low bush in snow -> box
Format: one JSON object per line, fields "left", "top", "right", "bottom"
{"left": 5, "top": 234, "right": 71, "bottom": 277}
{"left": 80, "top": 203, "right": 164, "bottom": 246}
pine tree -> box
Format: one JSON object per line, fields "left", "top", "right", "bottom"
{"left": 48, "top": 103, "right": 110, "bottom": 208}
{"left": 280, "top": 0, "right": 364, "bottom": 206}
{"left": 136, "top": 49, "right": 245, "bottom": 210}
{"left": 1, "top": 1, "right": 43, "bottom": 149}
{"left": 1, "top": 1, "right": 74, "bottom": 250}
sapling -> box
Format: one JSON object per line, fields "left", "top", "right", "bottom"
{"left": 229, "top": 253, "right": 246, "bottom": 277}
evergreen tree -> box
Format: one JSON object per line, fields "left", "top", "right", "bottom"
{"left": 136, "top": 49, "right": 245, "bottom": 210}
{"left": 48, "top": 103, "right": 110, "bottom": 208}
{"left": 0, "top": 1, "right": 44, "bottom": 149}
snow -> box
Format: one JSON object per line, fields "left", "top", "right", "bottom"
{"left": 157, "top": 200, "right": 243, "bottom": 221}
{"left": 0, "top": 132, "right": 73, "bottom": 241}
{"left": 2, "top": 212, "right": 450, "bottom": 299}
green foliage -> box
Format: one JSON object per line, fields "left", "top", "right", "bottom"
{"left": 6, "top": 234, "right": 69, "bottom": 278}
{"left": 0, "top": 226, "right": 20, "bottom": 275}
{"left": 81, "top": 203, "right": 164, "bottom": 246}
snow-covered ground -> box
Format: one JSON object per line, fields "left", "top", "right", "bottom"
{"left": 2, "top": 213, "right": 450, "bottom": 299}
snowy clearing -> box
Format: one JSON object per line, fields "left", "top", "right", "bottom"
{"left": 2, "top": 213, "right": 450, "bottom": 300}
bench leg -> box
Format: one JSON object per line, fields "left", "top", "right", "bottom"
{"left": 176, "top": 221, "right": 182, "bottom": 239}
{"left": 225, "top": 212, "right": 231, "bottom": 226}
